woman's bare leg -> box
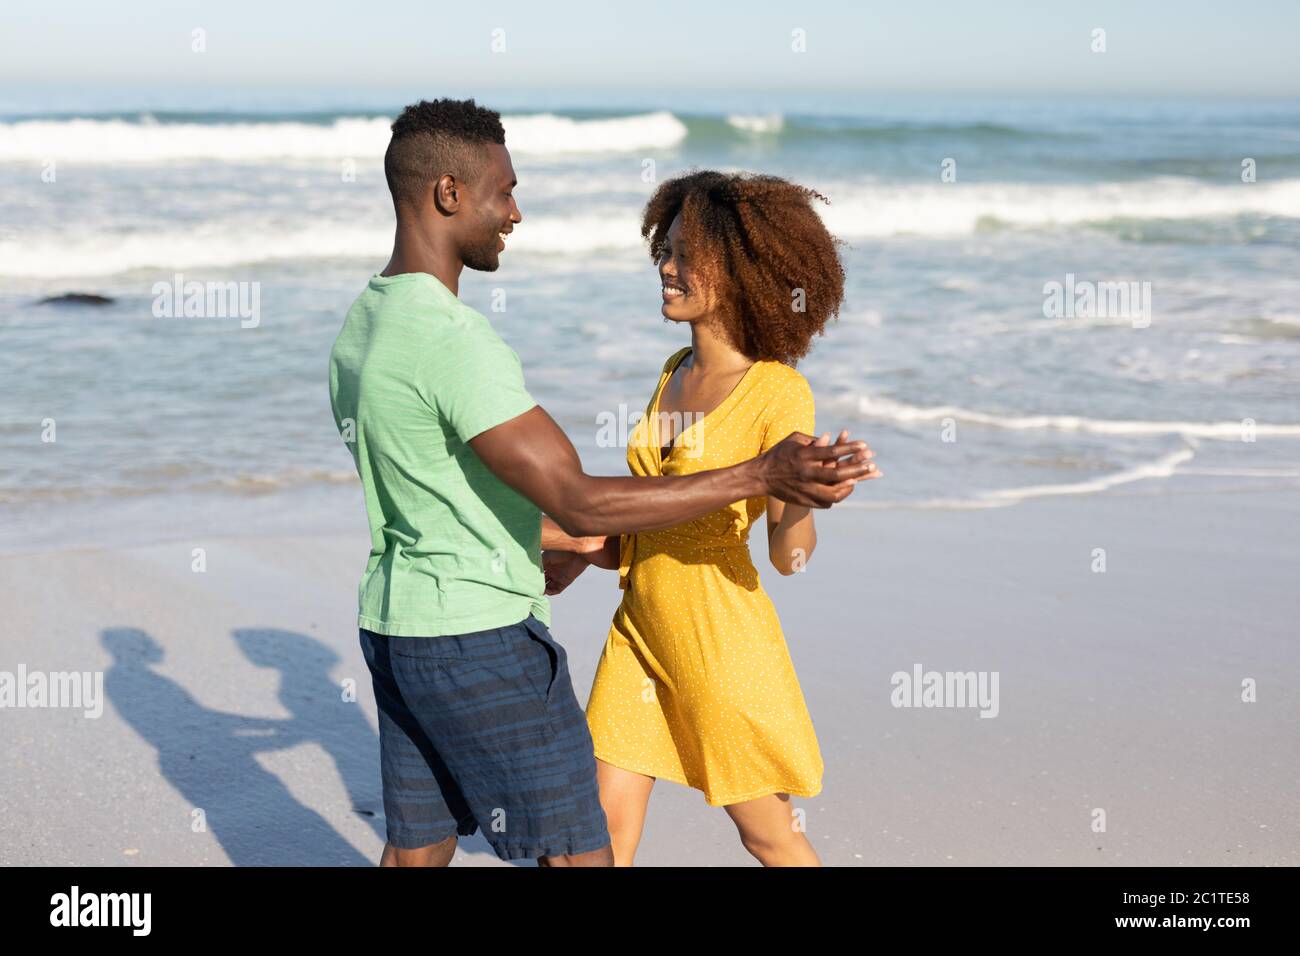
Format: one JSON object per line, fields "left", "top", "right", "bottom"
{"left": 723, "top": 793, "right": 820, "bottom": 867}
{"left": 595, "top": 758, "right": 655, "bottom": 866}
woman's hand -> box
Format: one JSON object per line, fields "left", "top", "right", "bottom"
{"left": 543, "top": 549, "right": 591, "bottom": 595}
{"left": 579, "top": 534, "right": 622, "bottom": 570}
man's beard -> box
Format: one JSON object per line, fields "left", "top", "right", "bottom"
{"left": 462, "top": 231, "right": 501, "bottom": 272}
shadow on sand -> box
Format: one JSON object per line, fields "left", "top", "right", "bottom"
{"left": 100, "top": 626, "right": 505, "bottom": 866}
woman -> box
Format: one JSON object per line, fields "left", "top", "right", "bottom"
{"left": 546, "top": 170, "right": 877, "bottom": 866}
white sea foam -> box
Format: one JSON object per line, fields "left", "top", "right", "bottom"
{"left": 9, "top": 115, "right": 1297, "bottom": 236}
{"left": 819, "top": 177, "right": 1300, "bottom": 238}
{"left": 504, "top": 111, "right": 687, "bottom": 155}
{"left": 0, "top": 213, "right": 652, "bottom": 277}
{"left": 8, "top": 172, "right": 1300, "bottom": 277}
{"left": 0, "top": 225, "right": 396, "bottom": 277}
{"left": 1179, "top": 467, "right": 1300, "bottom": 477}
{"left": 977, "top": 446, "right": 1196, "bottom": 501}
{"left": 842, "top": 393, "right": 1300, "bottom": 439}
{"left": 0, "top": 112, "right": 687, "bottom": 162}
{"left": 15, "top": 174, "right": 1300, "bottom": 277}
{"left": 726, "top": 113, "right": 784, "bottom": 134}
{"left": 843, "top": 447, "right": 1198, "bottom": 510}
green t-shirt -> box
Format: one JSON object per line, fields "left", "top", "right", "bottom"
{"left": 328, "top": 271, "right": 548, "bottom": 637}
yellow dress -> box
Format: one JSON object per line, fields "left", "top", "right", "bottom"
{"left": 585, "top": 346, "right": 825, "bottom": 806}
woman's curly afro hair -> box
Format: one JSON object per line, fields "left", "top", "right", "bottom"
{"left": 642, "top": 170, "right": 845, "bottom": 366}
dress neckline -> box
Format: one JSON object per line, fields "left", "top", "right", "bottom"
{"left": 650, "top": 347, "right": 761, "bottom": 465}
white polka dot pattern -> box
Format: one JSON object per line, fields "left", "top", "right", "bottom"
{"left": 585, "top": 347, "right": 825, "bottom": 807}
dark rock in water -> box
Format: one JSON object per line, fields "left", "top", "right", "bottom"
{"left": 38, "top": 292, "right": 116, "bottom": 306}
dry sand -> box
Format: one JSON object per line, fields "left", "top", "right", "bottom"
{"left": 1, "top": 484, "right": 1296, "bottom": 866}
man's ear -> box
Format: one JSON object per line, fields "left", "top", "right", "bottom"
{"left": 432, "top": 173, "right": 460, "bottom": 214}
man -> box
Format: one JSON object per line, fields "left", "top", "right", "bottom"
{"left": 328, "top": 98, "right": 875, "bottom": 867}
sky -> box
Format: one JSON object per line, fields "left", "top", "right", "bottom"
{"left": 1, "top": 0, "right": 1297, "bottom": 103}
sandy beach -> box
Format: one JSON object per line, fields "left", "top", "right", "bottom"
{"left": 2, "top": 480, "right": 1296, "bottom": 867}
{"left": 6, "top": 0, "right": 1300, "bottom": 897}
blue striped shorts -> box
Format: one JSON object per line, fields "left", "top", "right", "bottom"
{"left": 359, "top": 614, "right": 609, "bottom": 861}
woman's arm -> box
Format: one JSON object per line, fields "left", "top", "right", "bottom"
{"left": 541, "top": 515, "right": 602, "bottom": 553}
{"left": 541, "top": 516, "right": 621, "bottom": 569}
{"left": 766, "top": 498, "right": 816, "bottom": 575}
{"left": 766, "top": 429, "right": 873, "bottom": 574}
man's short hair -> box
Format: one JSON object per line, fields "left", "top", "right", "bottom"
{"left": 384, "top": 98, "right": 506, "bottom": 210}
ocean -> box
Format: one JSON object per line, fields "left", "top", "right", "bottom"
{"left": 2, "top": 92, "right": 1299, "bottom": 550}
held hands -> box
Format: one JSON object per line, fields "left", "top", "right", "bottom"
{"left": 542, "top": 549, "right": 590, "bottom": 595}
{"left": 815, "top": 428, "right": 879, "bottom": 479}
{"left": 543, "top": 535, "right": 622, "bottom": 595}
{"left": 760, "top": 429, "right": 880, "bottom": 508}
{"left": 578, "top": 535, "right": 622, "bottom": 571}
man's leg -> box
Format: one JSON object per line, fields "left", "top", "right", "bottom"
{"left": 360, "top": 628, "right": 476, "bottom": 865}
{"left": 380, "top": 835, "right": 457, "bottom": 867}
{"left": 401, "top": 616, "right": 612, "bottom": 865}
{"left": 536, "top": 844, "right": 614, "bottom": 867}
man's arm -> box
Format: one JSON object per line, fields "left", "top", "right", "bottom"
{"left": 469, "top": 405, "right": 875, "bottom": 538}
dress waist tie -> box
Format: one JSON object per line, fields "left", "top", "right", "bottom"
{"left": 617, "top": 529, "right": 750, "bottom": 591}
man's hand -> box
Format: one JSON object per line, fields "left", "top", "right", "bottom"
{"left": 758, "top": 431, "right": 878, "bottom": 508}
{"left": 543, "top": 549, "right": 590, "bottom": 595}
